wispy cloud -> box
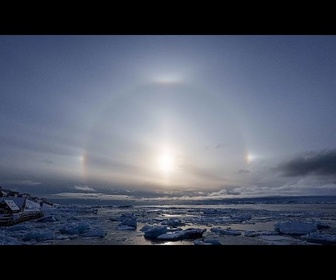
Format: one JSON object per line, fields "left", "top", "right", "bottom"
{"left": 237, "top": 169, "right": 250, "bottom": 174}
{"left": 209, "top": 188, "right": 241, "bottom": 197}
{"left": 203, "top": 143, "right": 225, "bottom": 151}
{"left": 1, "top": 180, "right": 42, "bottom": 186}
{"left": 73, "top": 185, "right": 96, "bottom": 192}
{"left": 273, "top": 176, "right": 336, "bottom": 196}
{"left": 215, "top": 143, "right": 224, "bottom": 149}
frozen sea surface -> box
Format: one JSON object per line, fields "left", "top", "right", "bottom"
{"left": 1, "top": 197, "right": 336, "bottom": 245}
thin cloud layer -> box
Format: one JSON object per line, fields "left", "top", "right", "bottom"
{"left": 0, "top": 180, "right": 42, "bottom": 186}
{"left": 1, "top": 36, "right": 336, "bottom": 198}
{"left": 53, "top": 192, "right": 131, "bottom": 200}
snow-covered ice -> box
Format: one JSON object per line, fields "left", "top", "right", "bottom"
{"left": 1, "top": 196, "right": 336, "bottom": 245}
{"left": 274, "top": 221, "right": 318, "bottom": 235}
{"left": 157, "top": 228, "right": 206, "bottom": 241}
{"left": 194, "top": 239, "right": 222, "bottom": 245}
{"left": 211, "top": 227, "right": 242, "bottom": 235}
{"left": 143, "top": 225, "right": 168, "bottom": 240}
{"left": 303, "top": 232, "right": 336, "bottom": 244}
{"left": 117, "top": 214, "right": 137, "bottom": 230}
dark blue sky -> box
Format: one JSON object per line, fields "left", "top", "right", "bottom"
{"left": 1, "top": 35, "right": 336, "bottom": 199}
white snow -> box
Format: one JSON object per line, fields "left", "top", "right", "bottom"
{"left": 25, "top": 199, "right": 41, "bottom": 210}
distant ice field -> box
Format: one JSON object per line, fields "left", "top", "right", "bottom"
{"left": 1, "top": 196, "right": 336, "bottom": 245}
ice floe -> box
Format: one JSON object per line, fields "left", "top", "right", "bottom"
{"left": 193, "top": 239, "right": 222, "bottom": 245}
{"left": 303, "top": 232, "right": 336, "bottom": 244}
{"left": 274, "top": 221, "right": 318, "bottom": 235}
{"left": 211, "top": 227, "right": 241, "bottom": 236}
{"left": 157, "top": 228, "right": 206, "bottom": 241}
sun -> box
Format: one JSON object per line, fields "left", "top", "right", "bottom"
{"left": 246, "top": 153, "right": 254, "bottom": 163}
{"left": 158, "top": 150, "right": 175, "bottom": 172}
{"left": 245, "top": 152, "right": 260, "bottom": 164}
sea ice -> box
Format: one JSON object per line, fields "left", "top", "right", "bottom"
{"left": 193, "top": 239, "right": 222, "bottom": 245}
{"left": 82, "top": 228, "right": 106, "bottom": 238}
{"left": 22, "top": 230, "right": 55, "bottom": 242}
{"left": 303, "top": 232, "right": 336, "bottom": 244}
{"left": 274, "top": 221, "right": 318, "bottom": 235}
{"left": 36, "top": 215, "right": 59, "bottom": 223}
{"left": 59, "top": 222, "right": 90, "bottom": 235}
{"left": 157, "top": 228, "right": 206, "bottom": 241}
{"left": 229, "top": 214, "right": 252, "bottom": 222}
{"left": 1, "top": 194, "right": 336, "bottom": 245}
{"left": 0, "top": 233, "right": 24, "bottom": 245}
{"left": 161, "top": 218, "right": 185, "bottom": 227}
{"left": 117, "top": 215, "right": 137, "bottom": 229}
{"left": 210, "top": 227, "right": 241, "bottom": 235}
{"left": 244, "top": 230, "right": 278, "bottom": 237}
{"left": 143, "top": 225, "right": 168, "bottom": 240}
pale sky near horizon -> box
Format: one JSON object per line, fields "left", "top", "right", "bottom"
{"left": 1, "top": 35, "right": 336, "bottom": 199}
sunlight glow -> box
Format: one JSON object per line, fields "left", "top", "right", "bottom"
{"left": 155, "top": 74, "right": 181, "bottom": 84}
{"left": 245, "top": 153, "right": 260, "bottom": 164}
{"left": 158, "top": 150, "right": 175, "bottom": 172}
{"left": 148, "top": 72, "right": 183, "bottom": 85}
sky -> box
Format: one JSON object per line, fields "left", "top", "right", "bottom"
{"left": 1, "top": 35, "right": 336, "bottom": 200}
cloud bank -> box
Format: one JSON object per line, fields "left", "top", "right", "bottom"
{"left": 277, "top": 149, "right": 336, "bottom": 177}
